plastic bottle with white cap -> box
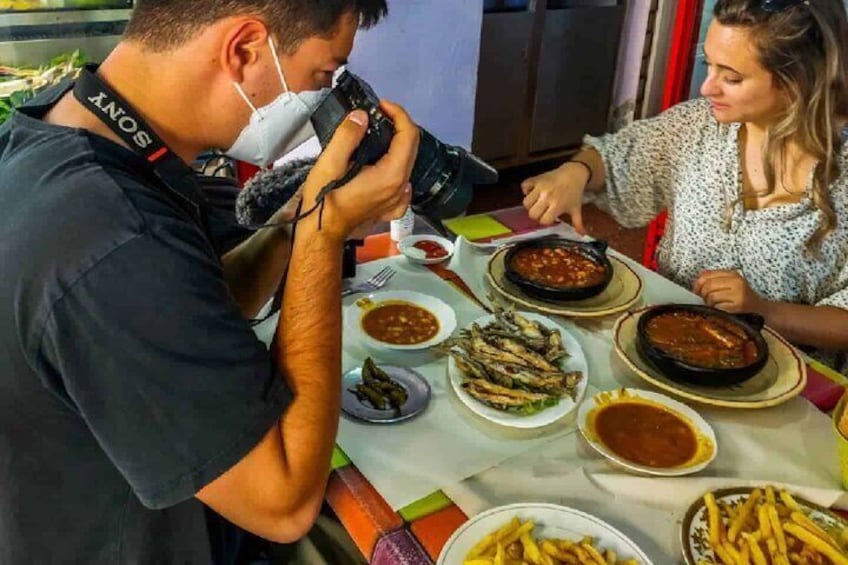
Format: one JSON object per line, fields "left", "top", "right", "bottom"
{"left": 390, "top": 207, "right": 415, "bottom": 242}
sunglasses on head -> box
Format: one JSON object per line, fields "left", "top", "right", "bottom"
{"left": 759, "top": 0, "right": 810, "bottom": 13}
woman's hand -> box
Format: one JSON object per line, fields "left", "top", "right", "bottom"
{"left": 693, "top": 270, "right": 767, "bottom": 314}
{"left": 521, "top": 162, "right": 591, "bottom": 232}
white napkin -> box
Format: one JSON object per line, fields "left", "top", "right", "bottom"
{"left": 589, "top": 473, "right": 848, "bottom": 511}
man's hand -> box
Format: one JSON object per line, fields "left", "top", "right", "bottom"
{"left": 693, "top": 270, "right": 767, "bottom": 314}
{"left": 299, "top": 102, "right": 418, "bottom": 241}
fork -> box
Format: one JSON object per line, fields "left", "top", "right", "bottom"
{"left": 341, "top": 266, "right": 396, "bottom": 297}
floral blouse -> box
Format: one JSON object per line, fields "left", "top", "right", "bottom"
{"left": 586, "top": 98, "right": 848, "bottom": 374}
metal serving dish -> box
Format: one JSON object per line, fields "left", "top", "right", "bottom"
{"left": 503, "top": 238, "right": 613, "bottom": 302}
{"left": 636, "top": 304, "right": 769, "bottom": 387}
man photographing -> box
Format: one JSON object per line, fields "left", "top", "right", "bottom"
{"left": 0, "top": 0, "right": 416, "bottom": 563}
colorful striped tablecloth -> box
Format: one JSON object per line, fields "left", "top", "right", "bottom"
{"left": 324, "top": 212, "right": 848, "bottom": 564}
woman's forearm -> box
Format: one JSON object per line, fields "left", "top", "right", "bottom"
{"left": 757, "top": 301, "right": 848, "bottom": 351}
{"left": 562, "top": 146, "right": 606, "bottom": 192}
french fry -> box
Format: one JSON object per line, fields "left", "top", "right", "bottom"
{"left": 468, "top": 518, "right": 519, "bottom": 558}
{"left": 715, "top": 544, "right": 737, "bottom": 565}
{"left": 766, "top": 504, "right": 787, "bottom": 557}
{"left": 729, "top": 489, "right": 762, "bottom": 542}
{"left": 779, "top": 491, "right": 800, "bottom": 514}
{"left": 494, "top": 542, "right": 506, "bottom": 565}
{"left": 789, "top": 511, "right": 840, "bottom": 550}
{"left": 706, "top": 492, "right": 724, "bottom": 546}
{"left": 464, "top": 560, "right": 494, "bottom": 565}
{"left": 723, "top": 540, "right": 742, "bottom": 564}
{"left": 605, "top": 548, "right": 617, "bottom": 565}
{"left": 520, "top": 532, "right": 543, "bottom": 564}
{"left": 571, "top": 544, "right": 589, "bottom": 562}
{"left": 742, "top": 533, "right": 768, "bottom": 565}
{"left": 739, "top": 542, "right": 750, "bottom": 565}
{"left": 581, "top": 541, "right": 607, "bottom": 565}
{"left": 783, "top": 522, "right": 848, "bottom": 565}
{"left": 501, "top": 521, "right": 535, "bottom": 549}
{"left": 757, "top": 505, "right": 772, "bottom": 540}
{"left": 765, "top": 486, "right": 776, "bottom": 506}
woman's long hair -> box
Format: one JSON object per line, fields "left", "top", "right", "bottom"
{"left": 714, "top": 0, "right": 848, "bottom": 251}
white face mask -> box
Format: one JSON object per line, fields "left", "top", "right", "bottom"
{"left": 225, "top": 36, "right": 331, "bottom": 167}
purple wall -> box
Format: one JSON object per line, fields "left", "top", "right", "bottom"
{"left": 348, "top": 0, "right": 484, "bottom": 149}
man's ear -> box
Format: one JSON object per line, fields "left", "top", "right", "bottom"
{"left": 219, "top": 18, "right": 270, "bottom": 83}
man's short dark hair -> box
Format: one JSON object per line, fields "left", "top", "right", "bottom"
{"left": 124, "top": 0, "right": 388, "bottom": 53}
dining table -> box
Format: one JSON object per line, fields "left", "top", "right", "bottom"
{"left": 252, "top": 206, "right": 848, "bottom": 565}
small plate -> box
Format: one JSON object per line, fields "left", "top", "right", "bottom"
{"left": 341, "top": 365, "right": 431, "bottom": 424}
{"left": 344, "top": 290, "right": 457, "bottom": 351}
{"left": 681, "top": 487, "right": 848, "bottom": 565}
{"left": 437, "top": 503, "right": 654, "bottom": 565}
{"left": 613, "top": 308, "right": 807, "bottom": 409}
{"left": 578, "top": 388, "right": 717, "bottom": 476}
{"left": 447, "top": 312, "right": 588, "bottom": 429}
{"left": 487, "top": 247, "right": 643, "bottom": 318}
{"left": 398, "top": 234, "right": 455, "bottom": 265}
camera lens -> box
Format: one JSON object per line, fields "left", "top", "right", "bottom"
{"left": 310, "top": 71, "right": 498, "bottom": 220}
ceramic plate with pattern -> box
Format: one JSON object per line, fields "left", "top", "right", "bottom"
{"left": 681, "top": 487, "right": 848, "bottom": 565}
{"left": 613, "top": 308, "right": 807, "bottom": 409}
{"left": 486, "top": 247, "right": 643, "bottom": 318}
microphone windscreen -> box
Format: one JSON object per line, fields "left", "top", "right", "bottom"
{"left": 235, "top": 157, "right": 316, "bottom": 227}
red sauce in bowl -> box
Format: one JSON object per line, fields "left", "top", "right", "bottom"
{"left": 412, "top": 240, "right": 448, "bottom": 259}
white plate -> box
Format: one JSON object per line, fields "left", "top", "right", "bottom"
{"left": 681, "top": 487, "right": 848, "bottom": 565}
{"left": 448, "top": 312, "right": 588, "bottom": 429}
{"left": 344, "top": 290, "right": 457, "bottom": 351}
{"left": 437, "top": 503, "right": 654, "bottom": 565}
{"left": 578, "top": 388, "right": 717, "bottom": 476}
{"left": 397, "top": 234, "right": 455, "bottom": 265}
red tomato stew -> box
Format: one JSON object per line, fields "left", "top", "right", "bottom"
{"left": 509, "top": 247, "right": 607, "bottom": 288}
{"left": 412, "top": 240, "right": 448, "bottom": 259}
{"left": 644, "top": 312, "right": 759, "bottom": 369}
{"left": 361, "top": 301, "right": 440, "bottom": 345}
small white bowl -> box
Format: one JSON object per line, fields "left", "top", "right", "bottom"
{"left": 397, "top": 235, "right": 455, "bottom": 265}
{"left": 577, "top": 388, "right": 718, "bottom": 476}
{"left": 344, "top": 290, "right": 457, "bottom": 351}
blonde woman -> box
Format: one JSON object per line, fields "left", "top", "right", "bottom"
{"left": 522, "top": 0, "right": 848, "bottom": 373}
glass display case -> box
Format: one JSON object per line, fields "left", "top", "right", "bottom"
{"left": 0, "top": 0, "right": 131, "bottom": 66}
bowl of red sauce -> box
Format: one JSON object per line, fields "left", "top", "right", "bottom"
{"left": 503, "top": 238, "right": 613, "bottom": 302}
{"left": 398, "top": 235, "right": 455, "bottom": 265}
{"left": 636, "top": 304, "right": 769, "bottom": 387}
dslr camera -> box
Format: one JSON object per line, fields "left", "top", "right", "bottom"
{"left": 310, "top": 71, "right": 498, "bottom": 220}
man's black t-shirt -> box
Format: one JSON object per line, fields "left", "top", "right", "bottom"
{"left": 0, "top": 84, "right": 291, "bottom": 563}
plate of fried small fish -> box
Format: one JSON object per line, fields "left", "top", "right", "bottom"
{"left": 441, "top": 305, "right": 587, "bottom": 428}
{"left": 342, "top": 358, "right": 431, "bottom": 424}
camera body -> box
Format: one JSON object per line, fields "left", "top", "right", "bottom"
{"left": 310, "top": 71, "right": 498, "bottom": 220}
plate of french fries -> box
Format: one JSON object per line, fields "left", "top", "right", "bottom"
{"left": 437, "top": 502, "right": 653, "bottom": 565}
{"left": 681, "top": 485, "right": 848, "bottom": 565}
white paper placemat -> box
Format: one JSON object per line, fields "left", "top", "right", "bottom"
{"left": 254, "top": 255, "right": 582, "bottom": 510}
{"left": 339, "top": 257, "right": 585, "bottom": 509}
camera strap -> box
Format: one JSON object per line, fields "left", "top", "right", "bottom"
{"left": 73, "top": 65, "right": 208, "bottom": 232}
